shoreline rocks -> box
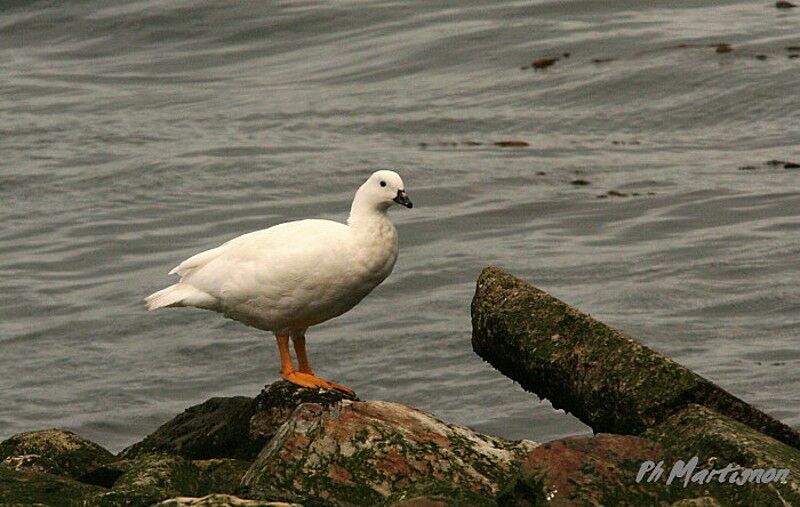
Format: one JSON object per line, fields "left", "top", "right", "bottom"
{"left": 2, "top": 267, "right": 797, "bottom": 505}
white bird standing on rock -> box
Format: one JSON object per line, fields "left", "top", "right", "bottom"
{"left": 145, "top": 170, "right": 412, "bottom": 395}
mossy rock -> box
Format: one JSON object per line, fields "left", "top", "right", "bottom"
{"left": 0, "top": 452, "right": 67, "bottom": 476}
{"left": 644, "top": 404, "right": 800, "bottom": 505}
{"left": 498, "top": 434, "right": 692, "bottom": 505}
{"left": 120, "top": 397, "right": 259, "bottom": 460}
{"left": 0, "top": 428, "right": 114, "bottom": 479}
{"left": 249, "top": 381, "right": 358, "bottom": 447}
{"left": 194, "top": 458, "right": 252, "bottom": 496}
{"left": 121, "top": 382, "right": 357, "bottom": 462}
{"left": 0, "top": 466, "right": 102, "bottom": 506}
{"left": 88, "top": 453, "right": 202, "bottom": 506}
{"left": 243, "top": 400, "right": 536, "bottom": 506}
{"left": 471, "top": 267, "right": 800, "bottom": 449}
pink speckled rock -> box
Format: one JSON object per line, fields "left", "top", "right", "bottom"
{"left": 242, "top": 400, "right": 537, "bottom": 505}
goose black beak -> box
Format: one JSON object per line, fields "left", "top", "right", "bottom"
{"left": 393, "top": 190, "right": 413, "bottom": 208}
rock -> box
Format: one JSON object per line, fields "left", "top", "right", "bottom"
{"left": 242, "top": 400, "right": 537, "bottom": 505}
{"left": 249, "top": 381, "right": 358, "bottom": 448}
{"left": 775, "top": 1, "right": 797, "bottom": 8}
{"left": 88, "top": 453, "right": 202, "bottom": 506}
{"left": 470, "top": 267, "right": 800, "bottom": 449}
{"left": 1, "top": 452, "right": 66, "bottom": 476}
{"left": 194, "top": 459, "right": 252, "bottom": 496}
{"left": 498, "top": 434, "right": 684, "bottom": 505}
{"left": 0, "top": 466, "right": 102, "bottom": 505}
{"left": 155, "top": 493, "right": 299, "bottom": 506}
{"left": 121, "top": 396, "right": 260, "bottom": 461}
{"left": 122, "top": 382, "right": 357, "bottom": 461}
{"left": 570, "top": 179, "right": 590, "bottom": 185}
{"left": 0, "top": 428, "right": 114, "bottom": 479}
{"left": 644, "top": 404, "right": 800, "bottom": 505}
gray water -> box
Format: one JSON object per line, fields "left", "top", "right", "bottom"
{"left": 1, "top": 0, "right": 799, "bottom": 453}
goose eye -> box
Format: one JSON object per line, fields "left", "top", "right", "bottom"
{"left": 380, "top": 181, "right": 386, "bottom": 187}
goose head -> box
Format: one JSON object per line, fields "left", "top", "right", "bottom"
{"left": 353, "top": 170, "right": 413, "bottom": 213}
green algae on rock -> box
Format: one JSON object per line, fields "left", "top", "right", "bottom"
{"left": 471, "top": 267, "right": 800, "bottom": 450}
{"left": 87, "top": 453, "right": 203, "bottom": 506}
{"left": 0, "top": 428, "right": 115, "bottom": 480}
{"left": 194, "top": 458, "right": 252, "bottom": 496}
{"left": 0, "top": 466, "right": 103, "bottom": 505}
{"left": 249, "top": 380, "right": 358, "bottom": 447}
{"left": 242, "top": 399, "right": 537, "bottom": 506}
{"left": 121, "top": 396, "right": 261, "bottom": 461}
{"left": 644, "top": 404, "right": 800, "bottom": 505}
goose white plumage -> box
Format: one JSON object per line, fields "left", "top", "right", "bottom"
{"left": 145, "top": 170, "right": 412, "bottom": 394}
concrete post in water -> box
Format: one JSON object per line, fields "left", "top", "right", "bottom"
{"left": 471, "top": 267, "right": 800, "bottom": 450}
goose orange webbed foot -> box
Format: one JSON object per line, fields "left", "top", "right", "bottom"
{"left": 282, "top": 371, "right": 355, "bottom": 396}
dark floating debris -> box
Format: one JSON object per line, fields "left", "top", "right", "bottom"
{"left": 536, "top": 171, "right": 547, "bottom": 176}
{"left": 532, "top": 57, "right": 560, "bottom": 70}
{"left": 766, "top": 159, "right": 800, "bottom": 168}
{"left": 562, "top": 52, "right": 571, "bottom": 58}
{"left": 741, "top": 160, "right": 800, "bottom": 170}
{"left": 775, "top": 0, "right": 797, "bottom": 8}
{"left": 599, "top": 190, "right": 654, "bottom": 198}
{"left": 420, "top": 140, "right": 529, "bottom": 148}
{"left": 714, "top": 43, "right": 733, "bottom": 53}
{"left": 494, "top": 140, "right": 529, "bottom": 147}
{"left": 612, "top": 139, "right": 641, "bottom": 145}
{"left": 592, "top": 41, "right": 796, "bottom": 66}
{"left": 571, "top": 179, "right": 591, "bottom": 186}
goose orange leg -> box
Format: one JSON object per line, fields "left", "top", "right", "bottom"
{"left": 275, "top": 335, "right": 353, "bottom": 395}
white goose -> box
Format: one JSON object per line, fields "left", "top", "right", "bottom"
{"left": 145, "top": 170, "right": 412, "bottom": 394}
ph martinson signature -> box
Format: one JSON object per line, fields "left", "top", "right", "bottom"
{"left": 636, "top": 457, "right": 790, "bottom": 487}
